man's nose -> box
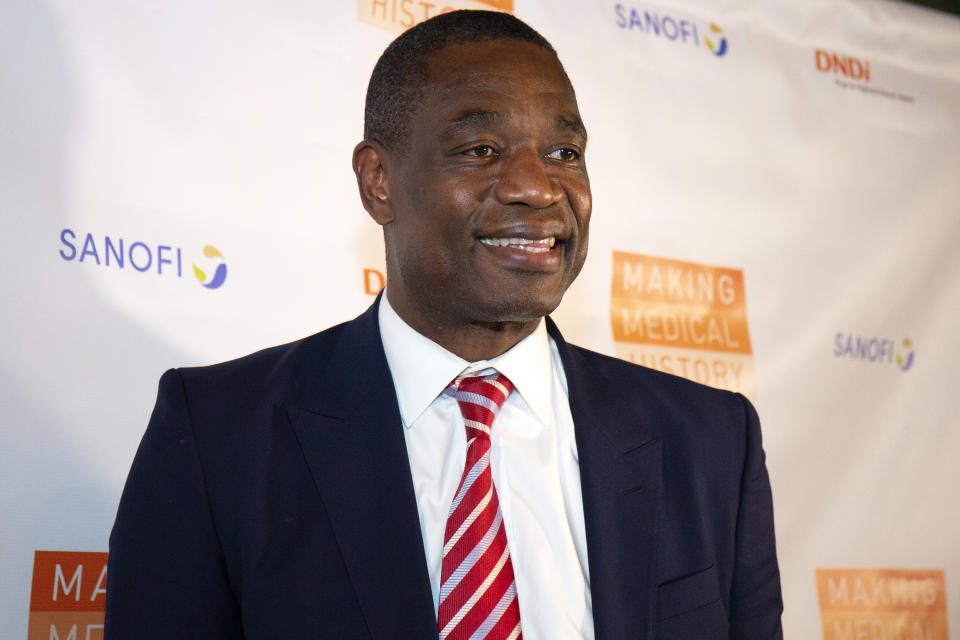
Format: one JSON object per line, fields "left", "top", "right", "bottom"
{"left": 494, "top": 147, "right": 563, "bottom": 208}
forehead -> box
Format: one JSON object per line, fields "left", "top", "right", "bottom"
{"left": 419, "top": 39, "right": 581, "bottom": 127}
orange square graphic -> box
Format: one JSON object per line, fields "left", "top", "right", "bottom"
{"left": 357, "top": 0, "right": 513, "bottom": 33}
{"left": 817, "top": 568, "right": 949, "bottom": 640}
{"left": 28, "top": 551, "right": 108, "bottom": 639}
{"left": 611, "top": 251, "right": 753, "bottom": 354}
{"left": 27, "top": 612, "right": 104, "bottom": 640}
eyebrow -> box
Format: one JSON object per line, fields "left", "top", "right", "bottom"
{"left": 557, "top": 115, "right": 587, "bottom": 139}
{"left": 439, "top": 109, "right": 588, "bottom": 141}
{"left": 440, "top": 110, "right": 506, "bottom": 140}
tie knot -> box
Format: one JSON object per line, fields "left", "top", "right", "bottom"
{"left": 453, "top": 372, "right": 514, "bottom": 437}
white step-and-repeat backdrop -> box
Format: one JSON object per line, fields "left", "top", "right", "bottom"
{"left": 2, "top": 0, "right": 958, "bottom": 637}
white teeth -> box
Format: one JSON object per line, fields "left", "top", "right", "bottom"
{"left": 479, "top": 237, "right": 557, "bottom": 253}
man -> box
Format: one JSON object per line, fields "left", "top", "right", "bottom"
{"left": 106, "top": 10, "right": 782, "bottom": 639}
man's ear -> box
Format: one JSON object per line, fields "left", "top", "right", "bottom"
{"left": 352, "top": 140, "right": 393, "bottom": 225}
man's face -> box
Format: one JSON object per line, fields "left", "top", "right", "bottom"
{"left": 382, "top": 39, "right": 591, "bottom": 333}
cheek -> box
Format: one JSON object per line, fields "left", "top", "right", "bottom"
{"left": 445, "top": 177, "right": 486, "bottom": 214}
{"left": 570, "top": 181, "right": 592, "bottom": 229}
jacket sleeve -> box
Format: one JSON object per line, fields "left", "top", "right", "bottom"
{"left": 105, "top": 369, "right": 242, "bottom": 639}
{"left": 729, "top": 394, "right": 784, "bottom": 639}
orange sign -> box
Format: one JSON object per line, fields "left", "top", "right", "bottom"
{"left": 358, "top": 0, "right": 513, "bottom": 33}
{"left": 611, "top": 251, "right": 752, "bottom": 354}
{"left": 610, "top": 251, "right": 756, "bottom": 397}
{"left": 816, "top": 569, "right": 949, "bottom": 640}
{"left": 28, "top": 551, "right": 108, "bottom": 640}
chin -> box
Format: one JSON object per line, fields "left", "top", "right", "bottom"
{"left": 490, "top": 294, "right": 564, "bottom": 323}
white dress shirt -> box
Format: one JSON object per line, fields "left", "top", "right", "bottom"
{"left": 378, "top": 296, "right": 595, "bottom": 639}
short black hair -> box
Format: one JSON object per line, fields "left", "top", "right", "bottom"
{"left": 363, "top": 10, "right": 560, "bottom": 152}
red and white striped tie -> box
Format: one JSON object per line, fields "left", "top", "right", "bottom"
{"left": 438, "top": 372, "right": 522, "bottom": 640}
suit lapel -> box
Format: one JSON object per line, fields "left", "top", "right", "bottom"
{"left": 281, "top": 307, "right": 660, "bottom": 638}
{"left": 549, "top": 319, "right": 661, "bottom": 640}
{"left": 287, "top": 300, "right": 437, "bottom": 639}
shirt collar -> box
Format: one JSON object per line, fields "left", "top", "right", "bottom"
{"left": 378, "top": 294, "right": 555, "bottom": 429}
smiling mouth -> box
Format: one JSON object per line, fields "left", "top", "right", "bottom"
{"left": 478, "top": 237, "right": 557, "bottom": 253}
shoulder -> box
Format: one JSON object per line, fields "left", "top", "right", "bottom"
{"left": 160, "top": 303, "right": 381, "bottom": 424}
{"left": 558, "top": 339, "right": 756, "bottom": 453}
{"left": 173, "top": 319, "right": 347, "bottom": 396}
{"left": 563, "top": 340, "right": 748, "bottom": 413}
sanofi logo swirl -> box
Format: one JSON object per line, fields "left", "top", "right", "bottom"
{"left": 895, "top": 337, "right": 915, "bottom": 372}
{"left": 193, "top": 245, "right": 228, "bottom": 290}
{"left": 704, "top": 23, "right": 728, "bottom": 57}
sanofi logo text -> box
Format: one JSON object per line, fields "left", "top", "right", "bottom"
{"left": 614, "top": 4, "right": 728, "bottom": 57}
{"left": 59, "top": 228, "right": 228, "bottom": 290}
{"left": 833, "top": 333, "right": 915, "bottom": 372}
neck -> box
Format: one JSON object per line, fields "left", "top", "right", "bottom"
{"left": 385, "top": 291, "right": 541, "bottom": 362}
{"left": 430, "top": 318, "right": 541, "bottom": 362}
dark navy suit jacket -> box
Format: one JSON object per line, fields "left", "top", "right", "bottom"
{"left": 105, "top": 299, "right": 782, "bottom": 639}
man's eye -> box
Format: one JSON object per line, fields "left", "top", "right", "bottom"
{"left": 464, "top": 145, "right": 497, "bottom": 157}
{"left": 547, "top": 147, "right": 580, "bottom": 162}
